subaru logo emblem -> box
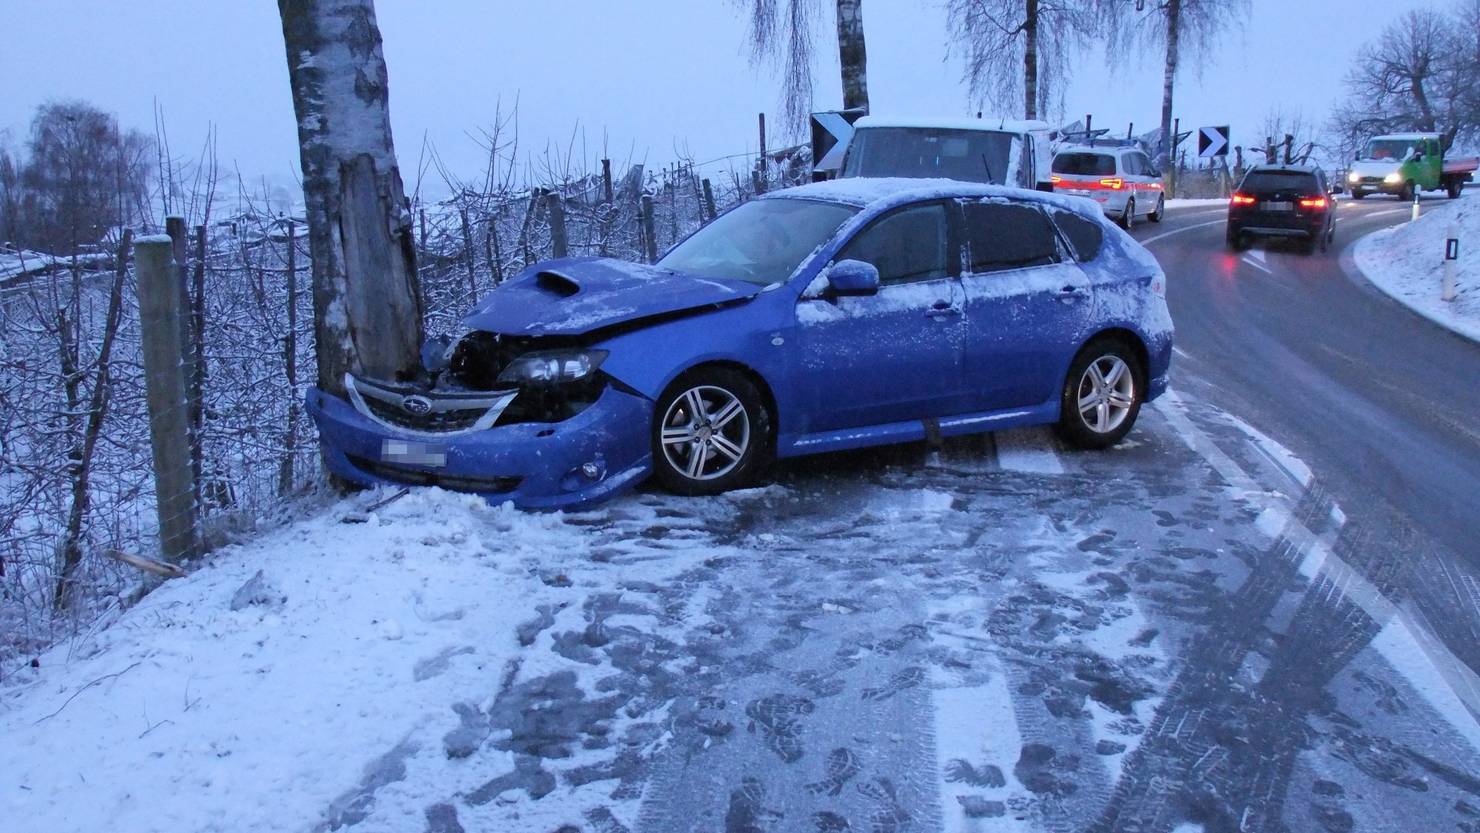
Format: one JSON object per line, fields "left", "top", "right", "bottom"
{"left": 402, "top": 395, "right": 432, "bottom": 416}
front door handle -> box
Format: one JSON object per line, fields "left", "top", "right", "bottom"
{"left": 1056, "top": 286, "right": 1090, "bottom": 302}
{"left": 926, "top": 300, "right": 962, "bottom": 318}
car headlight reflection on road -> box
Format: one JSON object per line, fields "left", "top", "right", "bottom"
{"left": 1384, "top": 172, "right": 1402, "bottom": 184}
{"left": 497, "top": 349, "right": 608, "bottom": 385}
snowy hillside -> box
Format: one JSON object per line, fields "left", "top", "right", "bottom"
{"left": 1354, "top": 191, "right": 1480, "bottom": 342}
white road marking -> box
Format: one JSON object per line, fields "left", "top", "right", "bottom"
{"left": 1154, "top": 389, "right": 1480, "bottom": 751}
{"left": 1138, "top": 219, "right": 1226, "bottom": 247}
{"left": 1172, "top": 346, "right": 1192, "bottom": 360}
{"left": 1240, "top": 251, "right": 1272, "bottom": 274}
{"left": 993, "top": 428, "right": 1066, "bottom": 475}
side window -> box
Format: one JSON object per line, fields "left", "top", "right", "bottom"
{"left": 837, "top": 203, "right": 949, "bottom": 285}
{"left": 1122, "top": 153, "right": 1140, "bottom": 176}
{"left": 963, "top": 201, "right": 1061, "bottom": 273}
{"left": 1048, "top": 209, "right": 1104, "bottom": 263}
{"left": 1136, "top": 153, "right": 1154, "bottom": 176}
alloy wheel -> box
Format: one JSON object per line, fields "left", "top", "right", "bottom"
{"left": 659, "top": 385, "right": 751, "bottom": 481}
{"left": 1076, "top": 355, "right": 1136, "bottom": 434}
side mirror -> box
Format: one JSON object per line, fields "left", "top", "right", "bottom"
{"left": 825, "top": 259, "right": 880, "bottom": 297}
{"left": 421, "top": 334, "right": 453, "bottom": 373}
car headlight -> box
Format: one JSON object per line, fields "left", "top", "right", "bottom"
{"left": 1347, "top": 172, "right": 1359, "bottom": 183}
{"left": 1384, "top": 172, "right": 1401, "bottom": 184}
{"left": 496, "top": 349, "right": 607, "bottom": 385}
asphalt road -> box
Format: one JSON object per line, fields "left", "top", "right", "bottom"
{"left": 1130, "top": 194, "right": 1480, "bottom": 718}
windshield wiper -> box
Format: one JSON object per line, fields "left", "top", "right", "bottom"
{"left": 980, "top": 153, "right": 996, "bottom": 184}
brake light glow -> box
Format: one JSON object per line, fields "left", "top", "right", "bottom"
{"left": 1050, "top": 175, "right": 1063, "bottom": 185}
{"left": 1298, "top": 197, "right": 1328, "bottom": 209}
{"left": 1099, "top": 178, "right": 1125, "bottom": 190}
{"left": 1230, "top": 192, "right": 1257, "bottom": 206}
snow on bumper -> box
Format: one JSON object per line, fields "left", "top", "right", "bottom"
{"left": 307, "top": 384, "right": 654, "bottom": 510}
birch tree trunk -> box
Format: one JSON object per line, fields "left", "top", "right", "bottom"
{"left": 278, "top": 0, "right": 422, "bottom": 397}
{"left": 1158, "top": 0, "right": 1182, "bottom": 167}
{"left": 1023, "top": 0, "right": 1040, "bottom": 120}
{"left": 836, "top": 0, "right": 870, "bottom": 112}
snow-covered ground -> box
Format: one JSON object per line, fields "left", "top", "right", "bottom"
{"left": 1354, "top": 190, "right": 1480, "bottom": 343}
{"left": 4, "top": 398, "right": 1480, "bottom": 833}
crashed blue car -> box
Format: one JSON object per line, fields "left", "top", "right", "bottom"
{"left": 308, "top": 178, "right": 1173, "bottom": 509}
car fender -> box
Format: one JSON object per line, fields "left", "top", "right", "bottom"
{"left": 593, "top": 289, "right": 796, "bottom": 419}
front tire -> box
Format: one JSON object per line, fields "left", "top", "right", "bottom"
{"left": 1446, "top": 179, "right": 1462, "bottom": 199}
{"left": 1400, "top": 181, "right": 1416, "bottom": 203}
{"left": 1056, "top": 338, "right": 1146, "bottom": 450}
{"left": 1350, "top": 189, "right": 1367, "bottom": 200}
{"left": 652, "top": 367, "right": 772, "bottom": 496}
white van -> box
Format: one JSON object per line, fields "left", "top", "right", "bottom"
{"left": 832, "top": 116, "right": 1055, "bottom": 192}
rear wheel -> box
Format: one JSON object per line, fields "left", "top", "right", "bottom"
{"left": 1119, "top": 198, "right": 1136, "bottom": 230}
{"left": 1149, "top": 194, "right": 1165, "bottom": 223}
{"left": 652, "top": 367, "right": 772, "bottom": 496}
{"left": 1056, "top": 338, "right": 1146, "bottom": 450}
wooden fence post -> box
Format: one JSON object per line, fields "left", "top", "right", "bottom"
{"left": 165, "top": 216, "right": 202, "bottom": 512}
{"left": 134, "top": 235, "right": 198, "bottom": 563}
{"left": 701, "top": 178, "right": 717, "bottom": 222}
{"left": 459, "top": 204, "right": 476, "bottom": 295}
{"left": 641, "top": 194, "right": 658, "bottom": 263}
{"left": 546, "top": 190, "right": 568, "bottom": 259}
{"left": 278, "top": 220, "right": 299, "bottom": 496}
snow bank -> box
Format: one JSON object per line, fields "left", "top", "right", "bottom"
{"left": 0, "top": 489, "right": 609, "bottom": 833}
{"left": 1354, "top": 192, "right": 1480, "bottom": 343}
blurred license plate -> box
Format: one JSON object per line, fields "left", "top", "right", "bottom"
{"left": 1066, "top": 189, "right": 1090, "bottom": 196}
{"left": 381, "top": 439, "right": 446, "bottom": 467}
{"left": 1263, "top": 201, "right": 1293, "bottom": 211}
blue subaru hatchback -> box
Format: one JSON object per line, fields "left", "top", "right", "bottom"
{"left": 308, "top": 178, "right": 1172, "bottom": 509}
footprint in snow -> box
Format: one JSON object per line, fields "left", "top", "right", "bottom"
{"left": 805, "top": 747, "right": 863, "bottom": 797}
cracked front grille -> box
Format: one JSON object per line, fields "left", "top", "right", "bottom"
{"left": 345, "top": 374, "right": 517, "bottom": 436}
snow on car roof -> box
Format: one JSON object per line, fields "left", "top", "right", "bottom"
{"left": 853, "top": 115, "right": 1051, "bottom": 134}
{"left": 1373, "top": 132, "right": 1440, "bottom": 140}
{"left": 763, "top": 177, "right": 1105, "bottom": 219}
{"left": 1055, "top": 145, "right": 1122, "bottom": 156}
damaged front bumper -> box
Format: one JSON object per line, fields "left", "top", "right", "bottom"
{"left": 306, "top": 382, "right": 654, "bottom": 510}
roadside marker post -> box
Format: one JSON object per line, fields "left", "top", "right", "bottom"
{"left": 1443, "top": 225, "right": 1459, "bottom": 302}
{"left": 1412, "top": 189, "right": 1421, "bottom": 223}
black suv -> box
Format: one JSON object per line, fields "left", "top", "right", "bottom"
{"left": 1226, "top": 165, "right": 1336, "bottom": 254}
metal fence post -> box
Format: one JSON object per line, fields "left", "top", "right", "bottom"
{"left": 134, "top": 235, "right": 198, "bottom": 563}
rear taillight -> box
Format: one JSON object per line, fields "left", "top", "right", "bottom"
{"left": 1230, "top": 193, "right": 1257, "bottom": 206}
{"left": 1099, "top": 177, "right": 1125, "bottom": 190}
{"left": 1298, "top": 197, "right": 1328, "bottom": 209}
{"left": 1050, "top": 175, "right": 1063, "bottom": 185}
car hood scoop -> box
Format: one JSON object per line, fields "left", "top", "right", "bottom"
{"left": 462, "top": 256, "right": 762, "bottom": 336}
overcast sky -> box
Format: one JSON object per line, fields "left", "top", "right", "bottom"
{"left": 0, "top": 0, "right": 1445, "bottom": 197}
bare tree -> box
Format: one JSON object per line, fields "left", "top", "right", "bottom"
{"left": 1100, "top": 0, "right": 1249, "bottom": 165}
{"left": 278, "top": 0, "right": 423, "bottom": 396}
{"left": 1330, "top": 6, "right": 1470, "bottom": 149}
{"left": 946, "top": 0, "right": 1096, "bottom": 120}
{"left": 739, "top": 0, "right": 871, "bottom": 134}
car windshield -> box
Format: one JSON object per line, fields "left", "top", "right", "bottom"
{"left": 1362, "top": 139, "right": 1421, "bottom": 161}
{"left": 842, "top": 126, "right": 1019, "bottom": 185}
{"left": 1053, "top": 152, "right": 1117, "bottom": 176}
{"left": 657, "top": 197, "right": 858, "bottom": 285}
{"left": 1241, "top": 170, "right": 1319, "bottom": 194}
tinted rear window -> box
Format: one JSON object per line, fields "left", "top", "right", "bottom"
{"left": 1053, "top": 153, "right": 1116, "bottom": 176}
{"left": 1241, "top": 171, "right": 1318, "bottom": 194}
{"left": 963, "top": 201, "right": 1060, "bottom": 273}
{"left": 1049, "top": 210, "right": 1104, "bottom": 262}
